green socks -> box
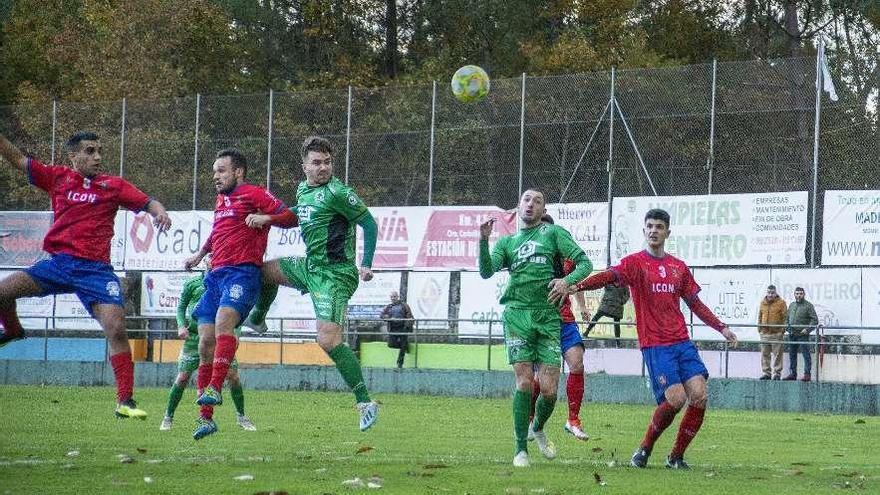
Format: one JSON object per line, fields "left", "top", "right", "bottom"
{"left": 513, "top": 389, "right": 532, "bottom": 453}
{"left": 165, "top": 383, "right": 185, "bottom": 418}
{"left": 328, "top": 344, "right": 370, "bottom": 403}
{"left": 230, "top": 384, "right": 245, "bottom": 416}
{"left": 533, "top": 393, "right": 557, "bottom": 432}
{"left": 249, "top": 284, "right": 279, "bottom": 325}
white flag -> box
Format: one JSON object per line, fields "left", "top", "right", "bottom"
{"left": 820, "top": 44, "right": 839, "bottom": 101}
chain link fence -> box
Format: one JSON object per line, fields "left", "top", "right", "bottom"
{"left": 1, "top": 55, "right": 876, "bottom": 265}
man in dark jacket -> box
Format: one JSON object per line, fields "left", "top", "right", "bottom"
{"left": 380, "top": 290, "right": 414, "bottom": 368}
{"left": 783, "top": 287, "right": 819, "bottom": 382}
{"left": 584, "top": 284, "right": 630, "bottom": 347}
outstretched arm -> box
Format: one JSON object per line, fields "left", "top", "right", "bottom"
{"left": 0, "top": 133, "right": 28, "bottom": 173}
{"left": 685, "top": 295, "right": 737, "bottom": 345}
{"left": 573, "top": 270, "right": 617, "bottom": 292}
{"left": 478, "top": 218, "right": 506, "bottom": 279}
{"left": 145, "top": 199, "right": 172, "bottom": 233}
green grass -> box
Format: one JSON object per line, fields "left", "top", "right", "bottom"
{"left": 0, "top": 385, "right": 876, "bottom": 494}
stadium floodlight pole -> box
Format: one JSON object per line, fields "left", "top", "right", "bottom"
{"left": 428, "top": 80, "right": 437, "bottom": 206}
{"left": 810, "top": 39, "right": 824, "bottom": 268}
{"left": 50, "top": 99, "right": 57, "bottom": 164}
{"left": 518, "top": 73, "right": 526, "bottom": 197}
{"left": 266, "top": 89, "right": 274, "bottom": 190}
{"left": 706, "top": 59, "right": 717, "bottom": 195}
{"left": 119, "top": 97, "right": 126, "bottom": 177}
{"left": 192, "top": 93, "right": 201, "bottom": 209}
{"left": 614, "top": 98, "right": 657, "bottom": 195}
{"left": 606, "top": 67, "right": 616, "bottom": 268}
{"left": 345, "top": 85, "right": 353, "bottom": 185}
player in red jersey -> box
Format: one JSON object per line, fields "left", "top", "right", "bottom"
{"left": 0, "top": 131, "right": 172, "bottom": 418}
{"left": 572, "top": 208, "right": 737, "bottom": 469}
{"left": 183, "top": 148, "right": 297, "bottom": 440}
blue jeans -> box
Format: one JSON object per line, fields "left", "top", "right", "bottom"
{"left": 787, "top": 333, "right": 812, "bottom": 376}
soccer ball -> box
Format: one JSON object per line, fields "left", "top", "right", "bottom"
{"left": 451, "top": 65, "right": 490, "bottom": 103}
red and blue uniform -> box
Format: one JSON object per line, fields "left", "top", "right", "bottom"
{"left": 559, "top": 259, "right": 583, "bottom": 354}
{"left": 24, "top": 158, "right": 151, "bottom": 313}
{"left": 192, "top": 184, "right": 287, "bottom": 323}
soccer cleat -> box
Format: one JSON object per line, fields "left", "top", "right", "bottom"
{"left": 532, "top": 427, "right": 557, "bottom": 460}
{"left": 242, "top": 313, "right": 268, "bottom": 334}
{"left": 801, "top": 374, "right": 812, "bottom": 382}
{"left": 513, "top": 450, "right": 530, "bottom": 468}
{"left": 0, "top": 329, "right": 25, "bottom": 348}
{"left": 357, "top": 401, "right": 379, "bottom": 431}
{"left": 192, "top": 418, "right": 218, "bottom": 440}
{"left": 631, "top": 447, "right": 651, "bottom": 468}
{"left": 564, "top": 419, "right": 589, "bottom": 441}
{"left": 665, "top": 455, "right": 690, "bottom": 470}
{"left": 196, "top": 386, "right": 223, "bottom": 406}
{"left": 759, "top": 374, "right": 771, "bottom": 380}
{"left": 159, "top": 416, "right": 173, "bottom": 431}
{"left": 115, "top": 399, "right": 148, "bottom": 420}
{"left": 236, "top": 414, "right": 257, "bottom": 431}
{"left": 782, "top": 374, "right": 797, "bottom": 381}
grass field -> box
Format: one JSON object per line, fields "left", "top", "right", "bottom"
{"left": 0, "top": 385, "right": 876, "bottom": 494}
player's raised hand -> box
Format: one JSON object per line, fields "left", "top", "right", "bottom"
{"left": 547, "top": 278, "right": 571, "bottom": 305}
{"left": 479, "top": 218, "right": 496, "bottom": 240}
{"left": 359, "top": 266, "right": 374, "bottom": 282}
{"left": 245, "top": 213, "right": 271, "bottom": 229}
{"left": 153, "top": 211, "right": 172, "bottom": 233}
{"left": 720, "top": 325, "right": 738, "bottom": 348}
{"left": 183, "top": 253, "right": 203, "bottom": 271}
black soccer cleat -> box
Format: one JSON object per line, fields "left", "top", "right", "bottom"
{"left": 665, "top": 455, "right": 690, "bottom": 470}
{"left": 630, "top": 446, "right": 651, "bottom": 468}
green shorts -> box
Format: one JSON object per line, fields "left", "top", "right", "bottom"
{"left": 502, "top": 307, "right": 562, "bottom": 367}
{"left": 177, "top": 326, "right": 240, "bottom": 373}
{"left": 277, "top": 257, "right": 359, "bottom": 325}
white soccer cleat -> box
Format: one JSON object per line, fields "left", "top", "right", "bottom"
{"left": 237, "top": 414, "right": 257, "bottom": 431}
{"left": 513, "top": 450, "right": 530, "bottom": 468}
{"left": 564, "top": 420, "right": 589, "bottom": 441}
{"left": 532, "top": 428, "right": 557, "bottom": 460}
{"left": 242, "top": 314, "right": 268, "bottom": 334}
{"left": 159, "top": 416, "right": 173, "bottom": 431}
{"left": 527, "top": 420, "right": 536, "bottom": 441}
{"left": 357, "top": 401, "right": 379, "bottom": 431}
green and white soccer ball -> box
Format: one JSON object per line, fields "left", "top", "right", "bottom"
{"left": 450, "top": 65, "right": 490, "bottom": 103}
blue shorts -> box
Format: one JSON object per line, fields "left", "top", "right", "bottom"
{"left": 560, "top": 322, "right": 584, "bottom": 354}
{"left": 191, "top": 265, "right": 261, "bottom": 325}
{"left": 642, "top": 340, "right": 709, "bottom": 405}
{"left": 25, "top": 254, "right": 123, "bottom": 316}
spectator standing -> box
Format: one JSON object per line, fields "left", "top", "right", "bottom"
{"left": 757, "top": 285, "right": 787, "bottom": 380}
{"left": 783, "top": 287, "right": 818, "bottom": 382}
{"left": 583, "top": 284, "right": 630, "bottom": 347}
{"left": 380, "top": 290, "right": 413, "bottom": 369}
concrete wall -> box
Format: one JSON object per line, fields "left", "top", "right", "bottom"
{"left": 2, "top": 360, "right": 877, "bottom": 416}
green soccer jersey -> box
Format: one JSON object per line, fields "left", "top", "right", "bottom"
{"left": 177, "top": 273, "right": 206, "bottom": 346}
{"left": 479, "top": 223, "right": 592, "bottom": 310}
{"left": 295, "top": 176, "right": 370, "bottom": 266}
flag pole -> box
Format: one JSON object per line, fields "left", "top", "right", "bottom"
{"left": 810, "top": 39, "right": 824, "bottom": 268}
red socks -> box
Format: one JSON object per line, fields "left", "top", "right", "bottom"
{"left": 197, "top": 363, "right": 213, "bottom": 419}
{"left": 209, "top": 334, "right": 238, "bottom": 391}
{"left": 566, "top": 372, "right": 584, "bottom": 421}
{"left": 0, "top": 303, "right": 24, "bottom": 337}
{"left": 641, "top": 401, "right": 678, "bottom": 450}
{"left": 671, "top": 406, "right": 706, "bottom": 457}
{"left": 109, "top": 351, "right": 134, "bottom": 403}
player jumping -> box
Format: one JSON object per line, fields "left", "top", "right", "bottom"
{"left": 572, "top": 208, "right": 737, "bottom": 469}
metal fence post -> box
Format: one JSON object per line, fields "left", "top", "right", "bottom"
{"left": 517, "top": 73, "right": 526, "bottom": 197}
{"left": 810, "top": 40, "right": 824, "bottom": 268}
{"left": 266, "top": 89, "right": 274, "bottom": 189}
{"left": 413, "top": 319, "right": 419, "bottom": 369}
{"left": 279, "top": 319, "right": 284, "bottom": 366}
{"left": 707, "top": 59, "right": 717, "bottom": 195}
{"left": 119, "top": 97, "right": 127, "bottom": 177}
{"left": 43, "top": 325, "right": 48, "bottom": 362}
{"left": 605, "top": 67, "right": 616, "bottom": 268}
{"left": 192, "top": 93, "right": 201, "bottom": 209}
{"left": 724, "top": 340, "right": 730, "bottom": 378}
{"left": 50, "top": 99, "right": 57, "bottom": 164}
{"left": 345, "top": 85, "right": 353, "bottom": 185}
{"left": 487, "top": 319, "right": 493, "bottom": 371}
{"left": 428, "top": 80, "right": 437, "bottom": 206}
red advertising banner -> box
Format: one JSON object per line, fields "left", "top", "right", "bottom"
{"left": 414, "top": 208, "right": 517, "bottom": 269}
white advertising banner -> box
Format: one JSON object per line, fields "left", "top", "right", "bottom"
{"left": 0, "top": 270, "right": 54, "bottom": 318}
{"left": 692, "top": 269, "right": 770, "bottom": 341}
{"left": 124, "top": 210, "right": 214, "bottom": 271}
{"left": 861, "top": 269, "right": 880, "bottom": 344}
{"left": 54, "top": 293, "right": 102, "bottom": 330}
{"left": 611, "top": 192, "right": 808, "bottom": 266}
{"left": 348, "top": 271, "right": 402, "bottom": 320}
{"left": 406, "top": 272, "right": 450, "bottom": 329}
{"left": 822, "top": 190, "right": 880, "bottom": 265}
{"left": 545, "top": 202, "right": 609, "bottom": 270}
{"left": 265, "top": 226, "right": 307, "bottom": 259}
{"left": 111, "top": 212, "right": 127, "bottom": 270}
{"left": 265, "top": 286, "right": 317, "bottom": 333}
{"left": 458, "top": 271, "right": 509, "bottom": 336}
{"left": 140, "top": 271, "right": 201, "bottom": 317}
{"left": 771, "top": 269, "right": 862, "bottom": 336}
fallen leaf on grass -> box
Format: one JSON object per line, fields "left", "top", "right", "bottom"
{"left": 705, "top": 472, "right": 717, "bottom": 478}
{"left": 784, "top": 469, "right": 804, "bottom": 476}
{"left": 119, "top": 456, "right": 135, "bottom": 464}
{"left": 424, "top": 464, "right": 449, "bottom": 469}
{"left": 66, "top": 451, "right": 79, "bottom": 457}
{"left": 591, "top": 447, "right": 603, "bottom": 453}
{"left": 854, "top": 419, "right": 866, "bottom": 424}
{"left": 406, "top": 471, "right": 434, "bottom": 478}
{"left": 342, "top": 477, "right": 365, "bottom": 488}
{"left": 593, "top": 473, "right": 607, "bottom": 486}
{"left": 791, "top": 462, "right": 811, "bottom": 466}
{"left": 253, "top": 492, "right": 289, "bottom": 495}
{"left": 356, "top": 446, "right": 374, "bottom": 454}
{"left": 136, "top": 448, "right": 147, "bottom": 453}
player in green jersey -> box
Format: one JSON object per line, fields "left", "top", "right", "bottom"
{"left": 159, "top": 264, "right": 256, "bottom": 432}
{"left": 242, "top": 136, "right": 380, "bottom": 431}
{"left": 479, "top": 188, "right": 593, "bottom": 468}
